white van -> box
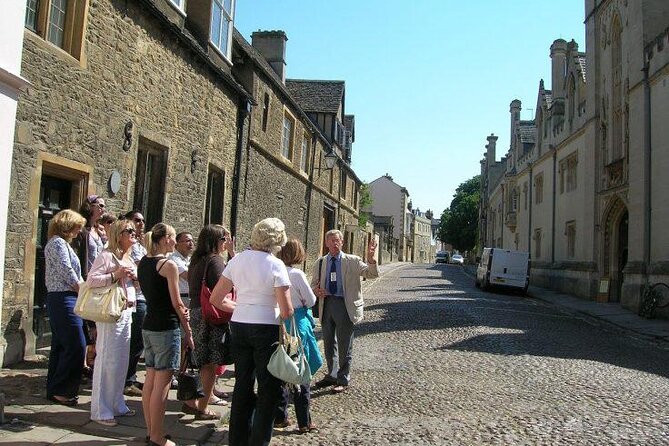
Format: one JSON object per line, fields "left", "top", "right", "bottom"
{"left": 475, "top": 248, "right": 530, "bottom": 294}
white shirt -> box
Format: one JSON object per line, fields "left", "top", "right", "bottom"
{"left": 286, "top": 266, "right": 316, "bottom": 309}
{"left": 222, "top": 250, "right": 291, "bottom": 325}
{"left": 169, "top": 250, "right": 190, "bottom": 295}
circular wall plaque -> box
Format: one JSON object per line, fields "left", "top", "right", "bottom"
{"left": 108, "top": 170, "right": 121, "bottom": 195}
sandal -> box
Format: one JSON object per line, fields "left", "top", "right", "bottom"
{"left": 194, "top": 410, "right": 219, "bottom": 421}
{"left": 92, "top": 418, "right": 118, "bottom": 427}
{"left": 117, "top": 409, "right": 136, "bottom": 417}
{"left": 209, "top": 396, "right": 228, "bottom": 406}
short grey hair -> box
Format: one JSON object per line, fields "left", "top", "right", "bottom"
{"left": 250, "top": 217, "right": 288, "bottom": 253}
{"left": 325, "top": 229, "right": 343, "bottom": 241}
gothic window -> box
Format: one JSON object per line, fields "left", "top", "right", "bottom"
{"left": 566, "top": 221, "right": 576, "bottom": 259}
{"left": 534, "top": 228, "right": 542, "bottom": 259}
{"left": 568, "top": 74, "right": 576, "bottom": 128}
{"left": 566, "top": 153, "right": 578, "bottom": 192}
{"left": 534, "top": 173, "right": 544, "bottom": 205}
{"left": 511, "top": 188, "right": 518, "bottom": 212}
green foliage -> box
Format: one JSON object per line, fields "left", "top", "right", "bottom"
{"left": 358, "top": 182, "right": 373, "bottom": 227}
{"left": 438, "top": 175, "right": 480, "bottom": 252}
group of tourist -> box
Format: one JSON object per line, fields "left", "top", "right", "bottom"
{"left": 43, "top": 194, "right": 378, "bottom": 446}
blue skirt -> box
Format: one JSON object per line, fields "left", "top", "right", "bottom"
{"left": 285, "top": 307, "right": 323, "bottom": 375}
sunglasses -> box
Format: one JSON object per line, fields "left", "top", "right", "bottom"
{"left": 122, "top": 228, "right": 136, "bottom": 235}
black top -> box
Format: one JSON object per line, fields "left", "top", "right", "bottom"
{"left": 138, "top": 256, "right": 179, "bottom": 331}
{"left": 188, "top": 255, "right": 226, "bottom": 310}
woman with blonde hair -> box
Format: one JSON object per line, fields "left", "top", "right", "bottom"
{"left": 138, "top": 223, "right": 193, "bottom": 446}
{"left": 211, "top": 217, "right": 294, "bottom": 446}
{"left": 44, "top": 209, "right": 87, "bottom": 406}
{"left": 86, "top": 220, "right": 139, "bottom": 426}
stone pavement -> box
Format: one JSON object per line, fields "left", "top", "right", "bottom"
{"left": 3, "top": 260, "right": 668, "bottom": 444}
{"left": 461, "top": 264, "right": 669, "bottom": 345}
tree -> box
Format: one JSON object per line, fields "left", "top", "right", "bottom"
{"left": 358, "top": 182, "right": 373, "bottom": 227}
{"left": 438, "top": 175, "right": 480, "bottom": 252}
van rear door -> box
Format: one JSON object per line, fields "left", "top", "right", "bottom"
{"left": 489, "top": 250, "right": 529, "bottom": 289}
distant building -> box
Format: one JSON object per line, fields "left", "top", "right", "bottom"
{"left": 367, "top": 174, "right": 411, "bottom": 261}
{"left": 411, "top": 209, "right": 432, "bottom": 263}
{"left": 479, "top": 0, "right": 669, "bottom": 315}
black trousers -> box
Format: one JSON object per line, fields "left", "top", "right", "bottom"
{"left": 126, "top": 299, "right": 146, "bottom": 385}
{"left": 228, "top": 322, "right": 282, "bottom": 446}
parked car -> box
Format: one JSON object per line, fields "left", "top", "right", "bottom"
{"left": 475, "top": 248, "right": 530, "bottom": 294}
{"left": 435, "top": 251, "right": 449, "bottom": 264}
{"left": 451, "top": 254, "right": 464, "bottom": 265}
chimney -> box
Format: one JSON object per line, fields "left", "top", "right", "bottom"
{"left": 550, "top": 39, "right": 568, "bottom": 98}
{"left": 486, "top": 133, "right": 498, "bottom": 166}
{"left": 252, "top": 30, "right": 288, "bottom": 83}
{"left": 509, "top": 100, "right": 521, "bottom": 146}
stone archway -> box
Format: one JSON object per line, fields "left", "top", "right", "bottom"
{"left": 602, "top": 196, "right": 628, "bottom": 302}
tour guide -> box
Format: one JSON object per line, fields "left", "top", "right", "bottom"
{"left": 311, "top": 229, "right": 378, "bottom": 393}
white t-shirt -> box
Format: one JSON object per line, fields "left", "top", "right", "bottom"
{"left": 286, "top": 266, "right": 317, "bottom": 309}
{"left": 222, "top": 250, "right": 291, "bottom": 325}
{"left": 169, "top": 250, "right": 190, "bottom": 295}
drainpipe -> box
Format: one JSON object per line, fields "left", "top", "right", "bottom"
{"left": 528, "top": 163, "right": 533, "bottom": 257}
{"left": 230, "top": 100, "right": 252, "bottom": 237}
{"left": 642, "top": 54, "right": 652, "bottom": 277}
{"left": 303, "top": 133, "right": 320, "bottom": 264}
{"left": 551, "top": 147, "right": 557, "bottom": 264}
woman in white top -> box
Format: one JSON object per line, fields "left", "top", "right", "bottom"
{"left": 86, "top": 220, "right": 139, "bottom": 427}
{"left": 274, "top": 239, "right": 323, "bottom": 433}
{"left": 211, "top": 217, "right": 293, "bottom": 446}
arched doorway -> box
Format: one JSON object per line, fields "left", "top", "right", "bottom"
{"left": 602, "top": 197, "right": 628, "bottom": 303}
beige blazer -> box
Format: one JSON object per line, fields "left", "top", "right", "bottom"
{"left": 310, "top": 252, "right": 379, "bottom": 324}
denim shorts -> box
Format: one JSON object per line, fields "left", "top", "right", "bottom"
{"left": 142, "top": 328, "right": 181, "bottom": 371}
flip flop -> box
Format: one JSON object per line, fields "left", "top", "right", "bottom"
{"left": 332, "top": 385, "right": 348, "bottom": 393}
{"left": 209, "top": 396, "right": 229, "bottom": 406}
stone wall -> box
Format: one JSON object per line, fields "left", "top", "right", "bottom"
{"left": 5, "top": 0, "right": 241, "bottom": 364}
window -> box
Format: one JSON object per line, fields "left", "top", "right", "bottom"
{"left": 169, "top": 0, "right": 185, "bottom": 10}
{"left": 281, "top": 112, "right": 295, "bottom": 160}
{"left": 560, "top": 153, "right": 578, "bottom": 193}
{"left": 261, "top": 93, "right": 270, "bottom": 132}
{"left": 25, "top": 0, "right": 88, "bottom": 60}
{"left": 340, "top": 173, "right": 348, "bottom": 200}
{"left": 210, "top": 0, "right": 234, "bottom": 59}
{"left": 205, "top": 166, "right": 224, "bottom": 225}
{"left": 534, "top": 173, "right": 544, "bottom": 204}
{"left": 534, "top": 229, "right": 542, "bottom": 259}
{"left": 566, "top": 221, "right": 576, "bottom": 259}
{"left": 300, "top": 134, "right": 310, "bottom": 172}
{"left": 511, "top": 188, "right": 518, "bottom": 211}
{"left": 25, "top": 0, "right": 39, "bottom": 31}
{"left": 133, "top": 141, "right": 167, "bottom": 227}
{"left": 523, "top": 182, "right": 528, "bottom": 210}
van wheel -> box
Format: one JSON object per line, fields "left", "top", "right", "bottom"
{"left": 522, "top": 284, "right": 529, "bottom": 296}
{"left": 474, "top": 279, "right": 480, "bottom": 288}
{"left": 481, "top": 278, "right": 489, "bottom": 291}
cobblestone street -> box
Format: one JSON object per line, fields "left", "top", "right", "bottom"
{"left": 273, "top": 263, "right": 669, "bottom": 445}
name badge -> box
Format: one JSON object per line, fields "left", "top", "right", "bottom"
{"left": 330, "top": 272, "right": 337, "bottom": 283}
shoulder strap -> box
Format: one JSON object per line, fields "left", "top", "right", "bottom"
{"left": 202, "top": 256, "right": 213, "bottom": 284}
{"left": 157, "top": 257, "right": 170, "bottom": 273}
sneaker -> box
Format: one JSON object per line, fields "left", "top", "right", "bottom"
{"left": 123, "top": 385, "right": 142, "bottom": 397}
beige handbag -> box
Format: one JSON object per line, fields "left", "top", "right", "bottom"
{"left": 74, "top": 257, "right": 127, "bottom": 323}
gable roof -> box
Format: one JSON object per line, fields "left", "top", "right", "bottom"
{"left": 285, "top": 79, "right": 345, "bottom": 113}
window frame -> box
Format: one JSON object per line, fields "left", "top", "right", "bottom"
{"left": 300, "top": 132, "right": 310, "bottom": 173}
{"left": 534, "top": 173, "right": 544, "bottom": 205}
{"left": 281, "top": 111, "right": 295, "bottom": 161}
{"left": 204, "top": 165, "right": 225, "bottom": 226}
{"left": 133, "top": 140, "right": 168, "bottom": 228}
{"left": 25, "top": 0, "right": 88, "bottom": 60}
{"left": 210, "top": 0, "right": 235, "bottom": 61}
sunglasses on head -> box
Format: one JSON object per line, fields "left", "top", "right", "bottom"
{"left": 87, "top": 194, "right": 98, "bottom": 203}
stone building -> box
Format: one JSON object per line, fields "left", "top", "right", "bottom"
{"left": 411, "top": 209, "right": 432, "bottom": 264}
{"left": 480, "top": 0, "right": 669, "bottom": 315}
{"left": 0, "top": 3, "right": 30, "bottom": 366}
{"left": 2, "top": 0, "right": 368, "bottom": 365}
{"left": 367, "top": 174, "right": 412, "bottom": 261}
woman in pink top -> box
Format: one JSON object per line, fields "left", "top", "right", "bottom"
{"left": 86, "top": 220, "right": 139, "bottom": 427}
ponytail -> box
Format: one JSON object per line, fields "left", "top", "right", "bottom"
{"left": 145, "top": 223, "right": 175, "bottom": 256}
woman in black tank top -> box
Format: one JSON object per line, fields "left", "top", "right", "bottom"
{"left": 137, "top": 223, "right": 192, "bottom": 446}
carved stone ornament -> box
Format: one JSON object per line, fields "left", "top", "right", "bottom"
{"left": 122, "top": 121, "right": 133, "bottom": 151}
{"left": 190, "top": 150, "right": 199, "bottom": 174}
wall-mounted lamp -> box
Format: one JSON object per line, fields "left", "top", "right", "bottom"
{"left": 315, "top": 151, "right": 338, "bottom": 173}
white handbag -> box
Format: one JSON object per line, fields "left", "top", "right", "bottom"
{"left": 74, "top": 257, "right": 127, "bottom": 323}
{"left": 267, "top": 316, "right": 312, "bottom": 386}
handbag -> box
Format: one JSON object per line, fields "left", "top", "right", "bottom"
{"left": 177, "top": 348, "right": 205, "bottom": 401}
{"left": 200, "top": 256, "right": 235, "bottom": 325}
{"left": 267, "top": 316, "right": 312, "bottom": 386}
{"left": 74, "top": 259, "right": 127, "bottom": 323}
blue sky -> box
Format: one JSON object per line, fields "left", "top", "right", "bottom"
{"left": 235, "top": 1, "right": 586, "bottom": 216}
